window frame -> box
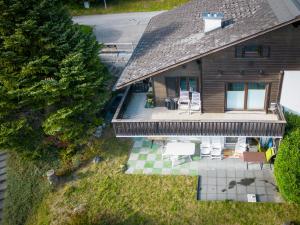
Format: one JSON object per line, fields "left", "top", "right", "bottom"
{"left": 225, "top": 82, "right": 269, "bottom": 111}
{"left": 179, "top": 77, "right": 199, "bottom": 92}
{"left": 165, "top": 77, "right": 199, "bottom": 98}
{"left": 235, "top": 45, "right": 270, "bottom": 58}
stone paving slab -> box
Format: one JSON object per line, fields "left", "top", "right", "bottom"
{"left": 198, "top": 170, "right": 281, "bottom": 202}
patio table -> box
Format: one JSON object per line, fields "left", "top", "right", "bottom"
{"left": 165, "top": 142, "right": 196, "bottom": 156}
{"left": 165, "top": 142, "right": 195, "bottom": 167}
{"left": 243, "top": 152, "right": 266, "bottom": 170}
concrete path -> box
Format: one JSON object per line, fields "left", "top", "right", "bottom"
{"left": 0, "top": 152, "right": 7, "bottom": 224}
{"left": 73, "top": 11, "right": 164, "bottom": 44}
{"left": 73, "top": 11, "right": 164, "bottom": 78}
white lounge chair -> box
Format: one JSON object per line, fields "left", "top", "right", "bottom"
{"left": 210, "top": 137, "right": 223, "bottom": 160}
{"left": 200, "top": 137, "right": 212, "bottom": 158}
{"left": 178, "top": 90, "right": 190, "bottom": 113}
{"left": 234, "top": 137, "right": 248, "bottom": 156}
{"left": 190, "top": 92, "right": 201, "bottom": 114}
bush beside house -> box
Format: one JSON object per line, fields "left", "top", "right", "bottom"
{"left": 275, "top": 114, "right": 300, "bottom": 204}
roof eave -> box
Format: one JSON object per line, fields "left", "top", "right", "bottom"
{"left": 115, "top": 16, "right": 300, "bottom": 90}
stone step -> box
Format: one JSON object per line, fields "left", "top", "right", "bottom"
{"left": 0, "top": 152, "right": 7, "bottom": 157}
{"left": 0, "top": 200, "right": 3, "bottom": 210}
{"left": 0, "top": 174, "right": 6, "bottom": 183}
{"left": 0, "top": 167, "right": 6, "bottom": 176}
{"left": 0, "top": 161, "right": 6, "bottom": 169}
{"left": 0, "top": 191, "right": 4, "bottom": 201}
{"left": 0, "top": 157, "right": 6, "bottom": 164}
{"left": 0, "top": 183, "right": 6, "bottom": 192}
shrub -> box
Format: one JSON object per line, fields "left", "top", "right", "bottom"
{"left": 285, "top": 112, "right": 300, "bottom": 132}
{"left": 275, "top": 129, "right": 300, "bottom": 204}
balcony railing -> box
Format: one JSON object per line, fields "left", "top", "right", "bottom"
{"left": 112, "top": 86, "right": 286, "bottom": 138}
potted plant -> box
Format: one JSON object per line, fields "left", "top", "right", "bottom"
{"left": 145, "top": 92, "right": 155, "bottom": 108}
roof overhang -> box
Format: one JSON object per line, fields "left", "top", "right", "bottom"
{"left": 115, "top": 16, "right": 300, "bottom": 90}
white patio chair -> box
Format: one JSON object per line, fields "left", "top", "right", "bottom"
{"left": 178, "top": 90, "right": 190, "bottom": 113}
{"left": 210, "top": 137, "right": 223, "bottom": 160}
{"left": 234, "top": 137, "right": 248, "bottom": 156}
{"left": 211, "top": 147, "right": 223, "bottom": 160}
{"left": 200, "top": 137, "right": 212, "bottom": 158}
{"left": 211, "top": 137, "right": 224, "bottom": 148}
{"left": 190, "top": 92, "right": 201, "bottom": 114}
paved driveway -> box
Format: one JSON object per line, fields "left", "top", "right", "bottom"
{"left": 73, "top": 11, "right": 163, "bottom": 44}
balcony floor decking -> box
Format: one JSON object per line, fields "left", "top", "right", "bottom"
{"left": 123, "top": 93, "right": 279, "bottom": 122}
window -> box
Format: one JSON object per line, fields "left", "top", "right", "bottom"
{"left": 180, "top": 78, "right": 188, "bottom": 91}
{"left": 179, "top": 77, "right": 198, "bottom": 92}
{"left": 225, "top": 137, "right": 238, "bottom": 144}
{"left": 247, "top": 83, "right": 266, "bottom": 109}
{"left": 235, "top": 45, "right": 270, "bottom": 58}
{"left": 165, "top": 77, "right": 199, "bottom": 98}
{"left": 226, "top": 83, "right": 245, "bottom": 110}
{"left": 226, "top": 82, "right": 267, "bottom": 110}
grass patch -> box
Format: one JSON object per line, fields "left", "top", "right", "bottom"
{"left": 28, "top": 128, "right": 300, "bottom": 225}
{"left": 2, "top": 152, "right": 51, "bottom": 225}
{"left": 67, "top": 0, "right": 190, "bottom": 16}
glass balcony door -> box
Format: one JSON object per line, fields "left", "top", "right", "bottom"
{"left": 247, "top": 83, "right": 266, "bottom": 110}
{"left": 226, "top": 83, "right": 245, "bottom": 110}
{"left": 226, "top": 82, "right": 267, "bottom": 111}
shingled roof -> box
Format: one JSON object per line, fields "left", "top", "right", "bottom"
{"left": 115, "top": 0, "right": 300, "bottom": 89}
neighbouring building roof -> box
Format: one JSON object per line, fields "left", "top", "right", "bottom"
{"left": 115, "top": 0, "right": 300, "bottom": 89}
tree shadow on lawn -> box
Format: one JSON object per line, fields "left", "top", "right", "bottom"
{"left": 69, "top": 204, "right": 157, "bottom": 225}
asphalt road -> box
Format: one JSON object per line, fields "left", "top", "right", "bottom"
{"left": 73, "top": 11, "right": 163, "bottom": 44}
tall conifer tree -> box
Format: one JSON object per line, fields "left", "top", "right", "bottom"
{"left": 0, "top": 0, "right": 109, "bottom": 156}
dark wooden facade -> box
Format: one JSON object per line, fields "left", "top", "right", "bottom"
{"left": 152, "top": 24, "right": 300, "bottom": 112}
{"left": 111, "top": 24, "right": 300, "bottom": 137}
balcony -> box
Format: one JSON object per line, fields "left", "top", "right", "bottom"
{"left": 112, "top": 87, "right": 286, "bottom": 137}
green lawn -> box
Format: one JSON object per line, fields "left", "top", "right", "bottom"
{"left": 3, "top": 152, "right": 51, "bottom": 225}
{"left": 68, "top": 0, "right": 190, "bottom": 16}
{"left": 26, "top": 129, "right": 300, "bottom": 225}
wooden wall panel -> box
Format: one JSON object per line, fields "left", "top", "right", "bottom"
{"left": 153, "top": 60, "right": 201, "bottom": 106}
{"left": 152, "top": 24, "right": 300, "bottom": 112}
{"left": 202, "top": 24, "right": 300, "bottom": 113}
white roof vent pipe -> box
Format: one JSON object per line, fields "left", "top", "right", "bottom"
{"left": 202, "top": 12, "right": 224, "bottom": 33}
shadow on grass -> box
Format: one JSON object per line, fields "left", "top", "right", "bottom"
{"left": 69, "top": 205, "right": 157, "bottom": 225}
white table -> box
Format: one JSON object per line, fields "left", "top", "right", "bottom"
{"left": 164, "top": 142, "right": 195, "bottom": 167}
{"left": 165, "top": 142, "right": 196, "bottom": 156}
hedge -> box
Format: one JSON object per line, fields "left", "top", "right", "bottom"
{"left": 274, "top": 129, "right": 300, "bottom": 204}
{"left": 285, "top": 112, "right": 300, "bottom": 133}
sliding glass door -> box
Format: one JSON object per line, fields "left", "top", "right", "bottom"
{"left": 226, "top": 82, "right": 267, "bottom": 111}
{"left": 247, "top": 83, "right": 266, "bottom": 110}
{"left": 226, "top": 83, "right": 245, "bottom": 110}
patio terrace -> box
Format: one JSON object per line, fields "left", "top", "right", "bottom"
{"left": 126, "top": 138, "right": 282, "bottom": 202}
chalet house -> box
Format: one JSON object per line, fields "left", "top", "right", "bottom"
{"left": 112, "top": 0, "right": 300, "bottom": 151}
